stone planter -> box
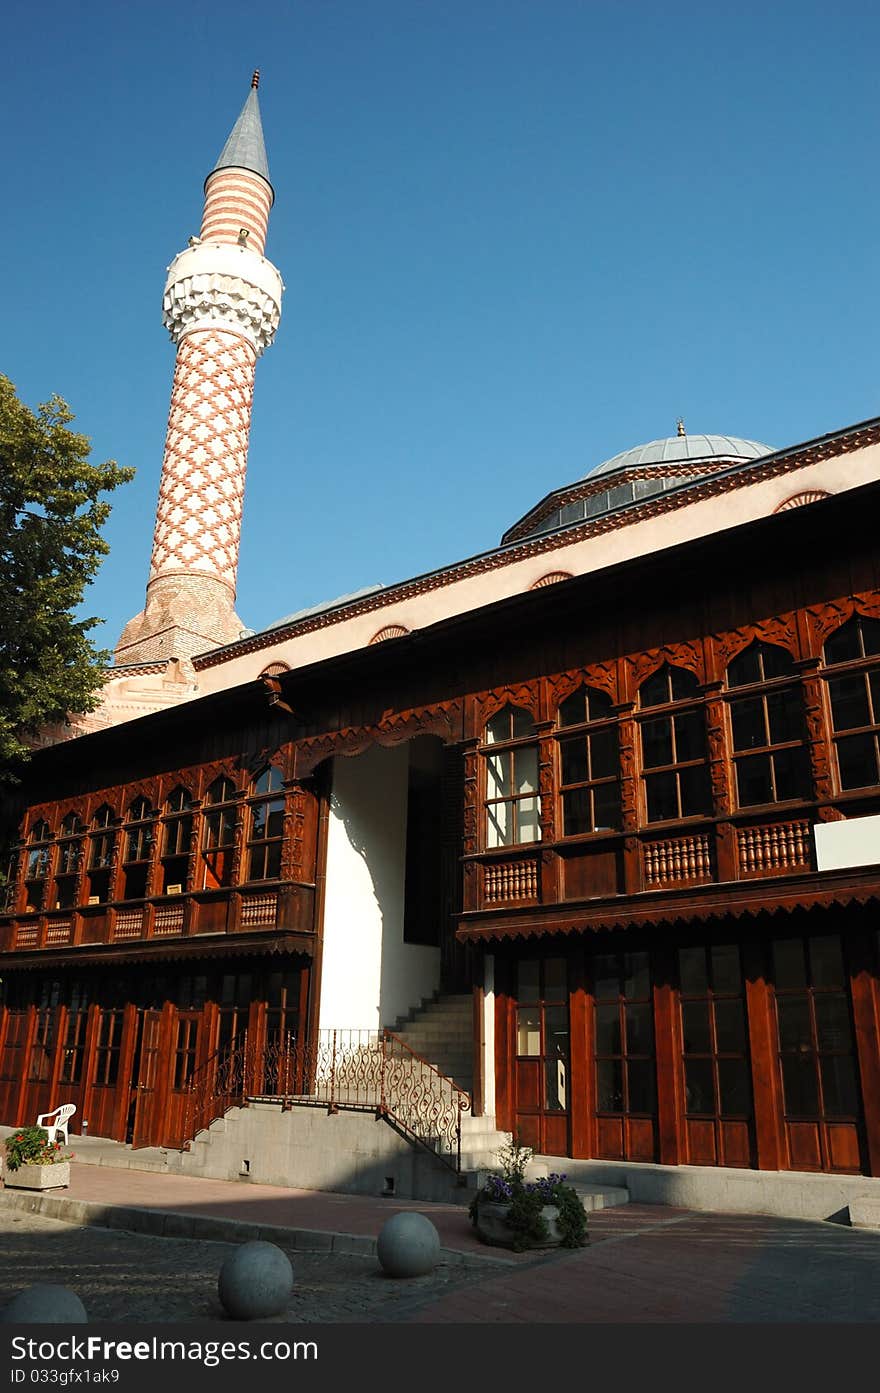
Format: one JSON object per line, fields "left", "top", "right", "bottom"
{"left": 473, "top": 1199, "right": 563, "bottom": 1250}
{"left": 4, "top": 1162, "right": 70, "bottom": 1191}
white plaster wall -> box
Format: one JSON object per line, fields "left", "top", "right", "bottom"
{"left": 193, "top": 439, "right": 880, "bottom": 697}
{"left": 318, "top": 744, "right": 441, "bottom": 1033}
{"left": 482, "top": 954, "right": 495, "bottom": 1116}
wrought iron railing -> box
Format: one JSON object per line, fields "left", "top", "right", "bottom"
{"left": 182, "top": 1027, "right": 471, "bottom": 1172}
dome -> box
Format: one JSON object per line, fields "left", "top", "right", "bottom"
{"left": 587, "top": 434, "right": 772, "bottom": 478}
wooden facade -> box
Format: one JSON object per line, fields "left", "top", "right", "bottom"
{"left": 2, "top": 482, "right": 880, "bottom": 1173}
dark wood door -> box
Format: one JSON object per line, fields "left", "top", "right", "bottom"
{"left": 514, "top": 956, "right": 571, "bottom": 1156}
{"left": 131, "top": 1010, "right": 162, "bottom": 1149}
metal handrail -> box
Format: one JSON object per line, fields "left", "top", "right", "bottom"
{"left": 182, "top": 1026, "right": 471, "bottom": 1172}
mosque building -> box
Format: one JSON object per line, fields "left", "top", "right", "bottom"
{"left": 2, "top": 79, "right": 879, "bottom": 1212}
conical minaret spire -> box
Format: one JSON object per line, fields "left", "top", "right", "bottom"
{"left": 116, "top": 77, "right": 284, "bottom": 664}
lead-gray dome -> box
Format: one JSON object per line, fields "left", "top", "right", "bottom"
{"left": 588, "top": 434, "right": 772, "bottom": 478}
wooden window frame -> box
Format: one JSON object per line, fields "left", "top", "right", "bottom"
{"left": 244, "top": 767, "right": 285, "bottom": 883}
{"left": 725, "top": 643, "right": 810, "bottom": 810}
{"left": 637, "top": 666, "right": 710, "bottom": 826}
{"left": 481, "top": 706, "right": 540, "bottom": 850}
{"left": 556, "top": 687, "right": 621, "bottom": 836}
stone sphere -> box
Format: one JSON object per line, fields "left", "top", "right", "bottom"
{"left": 218, "top": 1241, "right": 293, "bottom": 1320}
{"left": 377, "top": 1211, "right": 441, "bottom": 1278}
{"left": 0, "top": 1284, "right": 87, "bottom": 1323}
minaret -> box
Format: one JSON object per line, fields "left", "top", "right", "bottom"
{"left": 116, "top": 73, "right": 283, "bottom": 664}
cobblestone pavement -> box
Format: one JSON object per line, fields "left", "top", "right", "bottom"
{"left": 0, "top": 1210, "right": 488, "bottom": 1323}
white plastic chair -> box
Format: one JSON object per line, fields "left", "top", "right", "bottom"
{"left": 36, "top": 1103, "right": 77, "bottom": 1145}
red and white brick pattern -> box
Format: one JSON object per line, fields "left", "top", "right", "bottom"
{"left": 149, "top": 328, "right": 257, "bottom": 591}
{"left": 201, "top": 169, "right": 272, "bottom": 254}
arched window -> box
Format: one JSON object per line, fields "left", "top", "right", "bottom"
{"left": 201, "top": 777, "right": 237, "bottom": 889}
{"left": 821, "top": 615, "right": 880, "bottom": 792}
{"left": 638, "top": 665, "right": 710, "bottom": 823}
{"left": 726, "top": 641, "right": 810, "bottom": 808}
{"left": 245, "top": 766, "right": 285, "bottom": 881}
{"left": 87, "top": 806, "right": 116, "bottom": 905}
{"left": 24, "top": 819, "right": 53, "bottom": 912}
{"left": 53, "top": 812, "right": 85, "bottom": 910}
{"left": 557, "top": 687, "right": 620, "bottom": 834}
{"left": 482, "top": 705, "right": 540, "bottom": 848}
{"left": 121, "top": 797, "right": 155, "bottom": 901}
{"left": 160, "top": 787, "right": 193, "bottom": 894}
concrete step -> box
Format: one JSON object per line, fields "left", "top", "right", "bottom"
{"left": 849, "top": 1198, "right": 880, "bottom": 1230}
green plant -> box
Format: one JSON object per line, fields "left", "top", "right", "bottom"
{"left": 469, "top": 1140, "right": 588, "bottom": 1251}
{"left": 4, "top": 1126, "right": 71, "bottom": 1171}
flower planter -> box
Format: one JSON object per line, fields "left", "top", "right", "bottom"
{"left": 5, "top": 1162, "right": 70, "bottom": 1191}
{"left": 473, "top": 1199, "right": 563, "bottom": 1250}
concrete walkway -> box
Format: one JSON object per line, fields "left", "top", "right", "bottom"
{"left": 2, "top": 1141, "right": 879, "bottom": 1321}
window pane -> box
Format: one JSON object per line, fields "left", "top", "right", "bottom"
{"left": 685, "top": 1058, "right": 715, "bottom": 1114}
{"left": 670, "top": 667, "right": 701, "bottom": 701}
{"left": 544, "top": 1005, "right": 569, "bottom": 1059}
{"left": 563, "top": 788, "right": 590, "bottom": 836}
{"left": 264, "top": 842, "right": 282, "bottom": 879}
{"left": 592, "top": 782, "right": 621, "bottom": 831}
{"left": 595, "top": 1003, "right": 621, "bottom": 1055}
{"left": 642, "top": 718, "right": 673, "bottom": 768}
{"left": 511, "top": 706, "right": 534, "bottom": 739}
{"left": 559, "top": 691, "right": 587, "bottom": 727}
{"left": 766, "top": 688, "right": 803, "bottom": 744}
{"left": 544, "top": 960, "right": 568, "bottom": 1000}
{"left": 820, "top": 1056, "right": 858, "bottom": 1118}
{"left": 487, "top": 753, "right": 510, "bottom": 800}
{"left": 772, "top": 746, "right": 810, "bottom": 802}
{"left": 681, "top": 1001, "right": 711, "bottom": 1054}
{"left": 518, "top": 961, "right": 540, "bottom": 1004}
{"left": 515, "top": 747, "right": 538, "bottom": 795}
{"left": 485, "top": 710, "right": 511, "bottom": 743}
{"left": 714, "top": 998, "right": 746, "bottom": 1053}
{"left": 679, "top": 764, "right": 711, "bottom": 817}
{"left": 251, "top": 802, "right": 268, "bottom": 839}
{"left": 673, "top": 710, "right": 705, "bottom": 762}
{"left": 516, "top": 796, "right": 540, "bottom": 844}
{"left": 560, "top": 738, "right": 588, "bottom": 786}
{"left": 646, "top": 771, "right": 678, "bottom": 822}
{"left": 587, "top": 688, "right": 614, "bottom": 721}
{"left": 774, "top": 939, "right": 807, "bottom": 989}
{"left": 781, "top": 1055, "right": 819, "bottom": 1117}
{"left": 727, "top": 646, "right": 762, "bottom": 688}
{"left": 711, "top": 944, "right": 742, "bottom": 995}
{"left": 639, "top": 669, "right": 669, "bottom": 708}
{"left": 516, "top": 1008, "right": 541, "bottom": 1056}
{"left": 730, "top": 697, "right": 765, "bottom": 751}
{"left": 735, "top": 753, "right": 773, "bottom": 806}
{"left": 814, "top": 994, "right": 852, "bottom": 1052}
{"left": 809, "top": 936, "right": 845, "bottom": 989}
{"left": 823, "top": 620, "right": 861, "bottom": 665}
{"left": 627, "top": 1058, "right": 655, "bottom": 1114}
{"left": 836, "top": 733, "right": 879, "bottom": 790}
{"left": 590, "top": 728, "right": 618, "bottom": 779}
{"left": 545, "top": 1056, "right": 568, "bottom": 1111}
{"left": 862, "top": 618, "right": 880, "bottom": 656}
{"left": 265, "top": 799, "right": 285, "bottom": 839}
{"left": 623, "top": 952, "right": 650, "bottom": 1000}
{"left": 593, "top": 955, "right": 619, "bottom": 1000}
{"left": 597, "top": 1058, "right": 623, "bottom": 1112}
{"left": 828, "top": 675, "right": 870, "bottom": 732}
{"left": 760, "top": 644, "right": 796, "bottom": 679}
{"left": 777, "top": 996, "right": 812, "bottom": 1051}
{"left": 625, "top": 1002, "right": 653, "bottom": 1055}
{"left": 718, "top": 1058, "right": 751, "bottom": 1116}
{"left": 679, "top": 946, "right": 708, "bottom": 996}
{"left": 486, "top": 801, "right": 512, "bottom": 848}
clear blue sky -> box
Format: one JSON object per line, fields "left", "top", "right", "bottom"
{"left": 3, "top": 0, "right": 878, "bottom": 652}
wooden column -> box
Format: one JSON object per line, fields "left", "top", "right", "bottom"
{"left": 704, "top": 686, "right": 737, "bottom": 882}
{"left": 493, "top": 955, "right": 515, "bottom": 1134}
{"left": 461, "top": 741, "right": 480, "bottom": 912}
{"left": 653, "top": 945, "right": 684, "bottom": 1165}
{"left": 742, "top": 938, "right": 785, "bottom": 1171}
{"left": 847, "top": 925, "right": 880, "bottom": 1177}
{"left": 617, "top": 705, "right": 641, "bottom": 894}
{"left": 79, "top": 1003, "right": 102, "bottom": 1136}
{"left": 536, "top": 724, "right": 560, "bottom": 903}
{"left": 568, "top": 949, "right": 593, "bottom": 1159}
{"left": 153, "top": 1001, "right": 177, "bottom": 1148}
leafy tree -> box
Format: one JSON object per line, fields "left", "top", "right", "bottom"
{"left": 0, "top": 375, "right": 134, "bottom": 781}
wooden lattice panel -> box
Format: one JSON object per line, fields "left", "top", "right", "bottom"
{"left": 154, "top": 904, "right": 185, "bottom": 936}
{"left": 643, "top": 834, "right": 713, "bottom": 887}
{"left": 240, "top": 893, "right": 277, "bottom": 927}
{"left": 483, "top": 857, "right": 539, "bottom": 905}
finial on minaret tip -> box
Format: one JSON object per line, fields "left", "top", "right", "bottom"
{"left": 251, "top": 69, "right": 260, "bottom": 89}
{"left": 676, "top": 417, "right": 686, "bottom": 437}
